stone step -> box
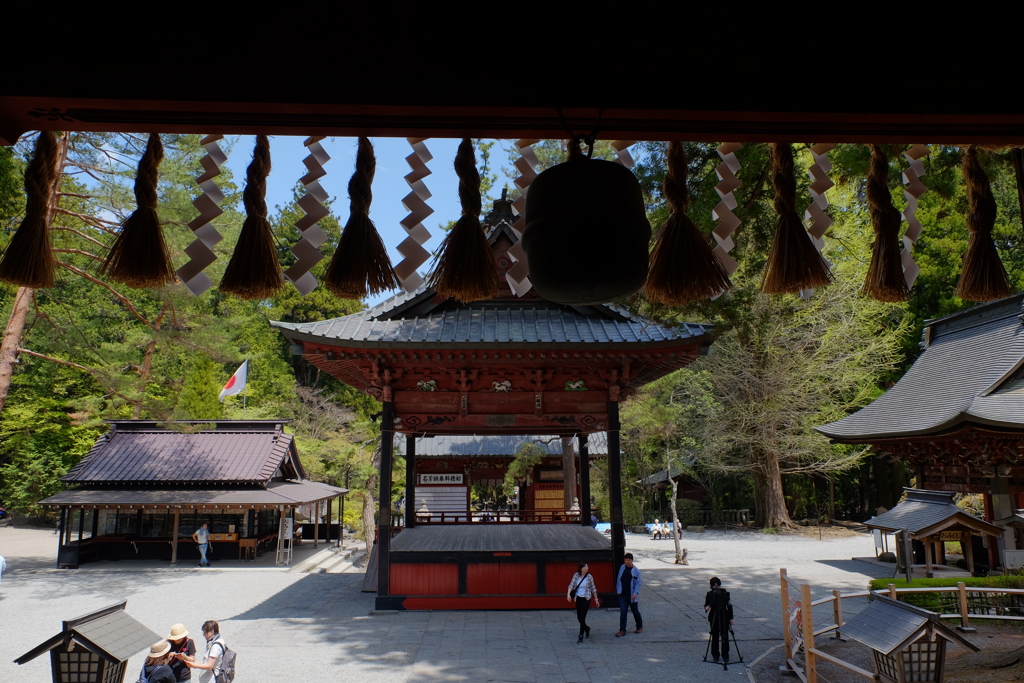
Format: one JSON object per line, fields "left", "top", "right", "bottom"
{"left": 327, "top": 549, "right": 367, "bottom": 574}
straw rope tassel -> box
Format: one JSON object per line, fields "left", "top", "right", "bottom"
{"left": 646, "top": 141, "right": 731, "bottom": 304}
{"left": 956, "top": 146, "right": 1012, "bottom": 301}
{"left": 711, "top": 143, "right": 743, "bottom": 279}
{"left": 761, "top": 143, "right": 831, "bottom": 294}
{"left": 220, "top": 135, "right": 283, "bottom": 298}
{"left": 394, "top": 138, "right": 434, "bottom": 292}
{"left": 506, "top": 139, "right": 541, "bottom": 296}
{"left": 799, "top": 143, "right": 835, "bottom": 299}
{"left": 176, "top": 135, "right": 226, "bottom": 295}
{"left": 862, "top": 145, "right": 908, "bottom": 302}
{"left": 900, "top": 144, "right": 930, "bottom": 289}
{"left": 101, "top": 133, "right": 175, "bottom": 288}
{"left": 0, "top": 131, "right": 59, "bottom": 288}
{"left": 324, "top": 137, "right": 398, "bottom": 299}
{"left": 427, "top": 138, "right": 500, "bottom": 302}
{"left": 283, "top": 136, "right": 331, "bottom": 295}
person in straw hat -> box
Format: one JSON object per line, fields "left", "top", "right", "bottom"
{"left": 140, "top": 640, "right": 176, "bottom": 683}
{"left": 166, "top": 623, "right": 196, "bottom": 681}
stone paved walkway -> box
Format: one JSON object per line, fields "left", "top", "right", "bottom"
{"left": 0, "top": 525, "right": 894, "bottom": 682}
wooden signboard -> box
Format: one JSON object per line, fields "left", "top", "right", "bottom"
{"left": 940, "top": 531, "right": 962, "bottom": 542}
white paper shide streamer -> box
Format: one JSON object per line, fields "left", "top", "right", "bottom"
{"left": 176, "top": 134, "right": 226, "bottom": 295}
{"left": 901, "top": 144, "right": 930, "bottom": 289}
{"left": 284, "top": 136, "right": 330, "bottom": 295}
{"left": 800, "top": 143, "right": 835, "bottom": 299}
{"left": 394, "top": 138, "right": 433, "bottom": 293}
{"left": 506, "top": 138, "right": 541, "bottom": 297}
{"left": 711, "top": 143, "right": 743, "bottom": 277}
{"left": 610, "top": 140, "right": 637, "bottom": 169}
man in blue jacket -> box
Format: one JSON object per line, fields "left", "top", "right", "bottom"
{"left": 615, "top": 553, "right": 643, "bottom": 636}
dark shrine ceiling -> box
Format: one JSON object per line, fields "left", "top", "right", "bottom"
{"left": 4, "top": 22, "right": 1021, "bottom": 145}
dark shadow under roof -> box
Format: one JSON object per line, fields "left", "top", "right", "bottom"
{"left": 818, "top": 295, "right": 1024, "bottom": 441}
{"left": 395, "top": 433, "right": 609, "bottom": 457}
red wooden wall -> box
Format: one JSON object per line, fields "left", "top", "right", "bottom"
{"left": 390, "top": 563, "right": 458, "bottom": 595}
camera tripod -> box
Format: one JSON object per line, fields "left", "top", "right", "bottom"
{"left": 702, "top": 609, "right": 743, "bottom": 671}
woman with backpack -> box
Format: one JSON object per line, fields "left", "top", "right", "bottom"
{"left": 140, "top": 640, "right": 176, "bottom": 683}
{"left": 182, "top": 621, "right": 231, "bottom": 683}
{"left": 566, "top": 562, "right": 600, "bottom": 644}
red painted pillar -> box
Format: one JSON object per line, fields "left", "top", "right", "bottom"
{"left": 377, "top": 402, "right": 394, "bottom": 601}
{"left": 608, "top": 401, "right": 625, "bottom": 570}
{"left": 580, "top": 434, "right": 591, "bottom": 527}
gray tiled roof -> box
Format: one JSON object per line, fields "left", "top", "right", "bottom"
{"left": 16, "top": 603, "right": 161, "bottom": 665}
{"left": 395, "top": 433, "right": 609, "bottom": 457}
{"left": 39, "top": 480, "right": 346, "bottom": 507}
{"left": 863, "top": 489, "right": 1001, "bottom": 536}
{"left": 74, "top": 609, "right": 162, "bottom": 662}
{"left": 64, "top": 427, "right": 295, "bottom": 485}
{"left": 840, "top": 597, "right": 930, "bottom": 654}
{"left": 272, "top": 292, "right": 713, "bottom": 348}
{"left": 841, "top": 595, "right": 978, "bottom": 655}
{"left": 818, "top": 295, "right": 1024, "bottom": 440}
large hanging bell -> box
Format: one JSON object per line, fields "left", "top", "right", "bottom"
{"left": 523, "top": 155, "right": 651, "bottom": 304}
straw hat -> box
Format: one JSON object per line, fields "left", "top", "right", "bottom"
{"left": 168, "top": 624, "right": 189, "bottom": 640}
{"left": 149, "top": 640, "right": 172, "bottom": 658}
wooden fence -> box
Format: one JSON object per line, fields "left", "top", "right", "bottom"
{"left": 779, "top": 568, "right": 1024, "bottom": 683}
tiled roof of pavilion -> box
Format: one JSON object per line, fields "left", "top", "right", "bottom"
{"left": 62, "top": 420, "right": 304, "bottom": 486}
{"left": 862, "top": 489, "right": 1001, "bottom": 537}
{"left": 818, "top": 294, "right": 1024, "bottom": 441}
{"left": 273, "top": 287, "right": 712, "bottom": 348}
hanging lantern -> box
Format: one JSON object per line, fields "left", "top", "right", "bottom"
{"left": 523, "top": 145, "right": 650, "bottom": 304}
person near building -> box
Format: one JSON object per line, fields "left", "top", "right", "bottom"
{"left": 704, "top": 576, "right": 735, "bottom": 663}
{"left": 567, "top": 562, "right": 600, "bottom": 643}
{"left": 614, "top": 553, "right": 643, "bottom": 636}
{"left": 191, "top": 523, "right": 211, "bottom": 567}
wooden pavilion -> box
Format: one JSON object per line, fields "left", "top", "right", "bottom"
{"left": 818, "top": 295, "right": 1024, "bottom": 571}
{"left": 862, "top": 489, "right": 1002, "bottom": 577}
{"left": 273, "top": 198, "right": 714, "bottom": 608}
{"left": 38, "top": 420, "right": 347, "bottom": 567}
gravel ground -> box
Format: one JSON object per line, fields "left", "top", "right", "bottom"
{"left": 0, "top": 524, "right": 913, "bottom": 682}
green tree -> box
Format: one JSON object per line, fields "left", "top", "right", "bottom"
{"left": 174, "top": 356, "right": 223, "bottom": 419}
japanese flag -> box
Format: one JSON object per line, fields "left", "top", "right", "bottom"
{"left": 219, "top": 360, "right": 248, "bottom": 401}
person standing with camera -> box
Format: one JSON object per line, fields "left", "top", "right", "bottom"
{"left": 704, "top": 576, "right": 734, "bottom": 663}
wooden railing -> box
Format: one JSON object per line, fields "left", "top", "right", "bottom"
{"left": 780, "top": 568, "right": 1024, "bottom": 683}
{"left": 413, "top": 510, "right": 582, "bottom": 524}
{"left": 695, "top": 508, "right": 750, "bottom": 527}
